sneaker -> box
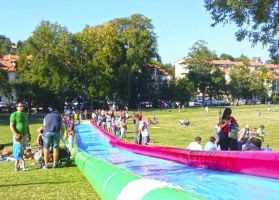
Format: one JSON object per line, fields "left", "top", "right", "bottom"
{"left": 22, "top": 167, "right": 29, "bottom": 171}
{"left": 42, "top": 165, "right": 48, "bottom": 169}
{"left": 14, "top": 166, "right": 20, "bottom": 171}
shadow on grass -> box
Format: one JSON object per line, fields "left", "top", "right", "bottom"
{"left": 2, "top": 142, "right": 13, "bottom": 147}
{"left": 0, "top": 113, "right": 45, "bottom": 126}
{"left": 0, "top": 180, "right": 76, "bottom": 188}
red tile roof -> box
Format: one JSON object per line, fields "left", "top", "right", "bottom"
{"left": 210, "top": 60, "right": 279, "bottom": 69}
{"left": 0, "top": 54, "right": 17, "bottom": 72}
{"left": 146, "top": 63, "right": 170, "bottom": 76}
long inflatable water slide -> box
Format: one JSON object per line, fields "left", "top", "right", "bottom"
{"left": 72, "top": 121, "right": 279, "bottom": 200}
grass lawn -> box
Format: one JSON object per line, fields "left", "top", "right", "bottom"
{"left": 0, "top": 113, "right": 100, "bottom": 200}
{"left": 0, "top": 104, "right": 278, "bottom": 199}
{"left": 126, "top": 104, "right": 279, "bottom": 149}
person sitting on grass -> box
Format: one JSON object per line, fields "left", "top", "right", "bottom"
{"left": 242, "top": 137, "right": 262, "bottom": 151}
{"left": 0, "top": 144, "right": 5, "bottom": 158}
{"left": 187, "top": 137, "right": 202, "bottom": 151}
{"left": 179, "top": 118, "right": 190, "bottom": 126}
{"left": 263, "top": 144, "right": 272, "bottom": 152}
{"left": 36, "top": 126, "right": 44, "bottom": 149}
{"left": 204, "top": 136, "right": 217, "bottom": 151}
{"left": 0, "top": 144, "right": 12, "bottom": 160}
{"left": 13, "top": 134, "right": 28, "bottom": 171}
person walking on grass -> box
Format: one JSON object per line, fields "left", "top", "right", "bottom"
{"left": 42, "top": 107, "right": 64, "bottom": 169}
{"left": 10, "top": 102, "right": 31, "bottom": 154}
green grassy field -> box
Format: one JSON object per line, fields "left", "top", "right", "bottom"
{"left": 126, "top": 104, "right": 279, "bottom": 149}
{"left": 0, "top": 104, "right": 278, "bottom": 199}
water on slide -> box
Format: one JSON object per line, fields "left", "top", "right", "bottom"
{"left": 76, "top": 123, "right": 279, "bottom": 200}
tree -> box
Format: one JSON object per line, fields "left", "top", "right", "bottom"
{"left": 228, "top": 66, "right": 251, "bottom": 102}
{"left": 16, "top": 21, "right": 75, "bottom": 110}
{"left": 219, "top": 53, "right": 234, "bottom": 61}
{"left": 173, "top": 78, "right": 196, "bottom": 102}
{"left": 74, "top": 22, "right": 122, "bottom": 102}
{"left": 209, "top": 68, "right": 227, "bottom": 99}
{"left": 185, "top": 40, "right": 219, "bottom": 103}
{"left": 204, "top": 0, "right": 279, "bottom": 61}
{"left": 235, "top": 54, "right": 250, "bottom": 63}
{"left": 249, "top": 66, "right": 273, "bottom": 101}
{"left": 0, "top": 35, "right": 11, "bottom": 56}
{"left": 110, "top": 14, "right": 160, "bottom": 105}
{"left": 0, "top": 69, "right": 12, "bottom": 98}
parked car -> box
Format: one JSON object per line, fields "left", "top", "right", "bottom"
{"left": 0, "top": 102, "right": 8, "bottom": 111}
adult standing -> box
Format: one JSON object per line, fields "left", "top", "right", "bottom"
{"left": 43, "top": 108, "right": 64, "bottom": 169}
{"left": 218, "top": 108, "right": 238, "bottom": 150}
{"left": 133, "top": 114, "right": 140, "bottom": 144}
{"left": 10, "top": 102, "right": 31, "bottom": 151}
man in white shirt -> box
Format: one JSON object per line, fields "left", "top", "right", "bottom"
{"left": 187, "top": 136, "right": 202, "bottom": 150}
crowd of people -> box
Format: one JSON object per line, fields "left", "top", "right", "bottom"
{"left": 5, "top": 102, "right": 75, "bottom": 171}
{"left": 89, "top": 109, "right": 155, "bottom": 145}
{"left": 1, "top": 101, "right": 274, "bottom": 172}
{"left": 187, "top": 107, "right": 271, "bottom": 151}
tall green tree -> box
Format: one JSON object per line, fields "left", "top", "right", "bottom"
{"left": 0, "top": 69, "right": 12, "bottom": 98}
{"left": 249, "top": 66, "right": 273, "bottom": 101}
{"left": 110, "top": 14, "right": 160, "bottom": 105}
{"left": 0, "top": 35, "right": 11, "bottom": 56}
{"left": 219, "top": 53, "right": 234, "bottom": 61}
{"left": 185, "top": 40, "right": 219, "bottom": 103}
{"left": 209, "top": 68, "right": 227, "bottom": 99}
{"left": 235, "top": 54, "right": 250, "bottom": 63}
{"left": 228, "top": 66, "right": 251, "bottom": 102}
{"left": 173, "top": 78, "right": 196, "bottom": 102}
{"left": 204, "top": 0, "right": 279, "bottom": 61}
{"left": 74, "top": 22, "right": 122, "bottom": 102}
{"left": 17, "top": 21, "right": 75, "bottom": 110}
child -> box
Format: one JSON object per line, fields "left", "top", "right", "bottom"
{"left": 67, "top": 118, "right": 75, "bottom": 150}
{"left": 142, "top": 121, "right": 150, "bottom": 145}
{"left": 256, "top": 125, "right": 267, "bottom": 142}
{"left": 33, "top": 148, "right": 44, "bottom": 168}
{"left": 36, "top": 126, "right": 44, "bottom": 149}
{"left": 13, "top": 135, "right": 28, "bottom": 171}
{"left": 0, "top": 144, "right": 12, "bottom": 161}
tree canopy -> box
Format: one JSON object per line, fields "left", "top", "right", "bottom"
{"left": 204, "top": 0, "right": 279, "bottom": 62}
{"left": 185, "top": 40, "right": 225, "bottom": 102}
{"left": 0, "top": 35, "right": 12, "bottom": 56}
{"left": 0, "top": 69, "right": 12, "bottom": 98}
{"left": 15, "top": 14, "right": 160, "bottom": 109}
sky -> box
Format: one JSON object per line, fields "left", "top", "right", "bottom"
{"left": 0, "top": 0, "right": 271, "bottom": 63}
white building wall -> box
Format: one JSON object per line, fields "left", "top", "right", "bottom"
{"left": 174, "top": 58, "right": 188, "bottom": 79}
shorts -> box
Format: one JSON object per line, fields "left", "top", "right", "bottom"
{"left": 43, "top": 132, "right": 60, "bottom": 149}
{"left": 13, "top": 135, "right": 29, "bottom": 149}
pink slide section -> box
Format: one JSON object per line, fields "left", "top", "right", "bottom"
{"left": 92, "top": 122, "right": 279, "bottom": 179}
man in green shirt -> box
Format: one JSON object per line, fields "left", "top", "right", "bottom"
{"left": 10, "top": 102, "right": 31, "bottom": 149}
